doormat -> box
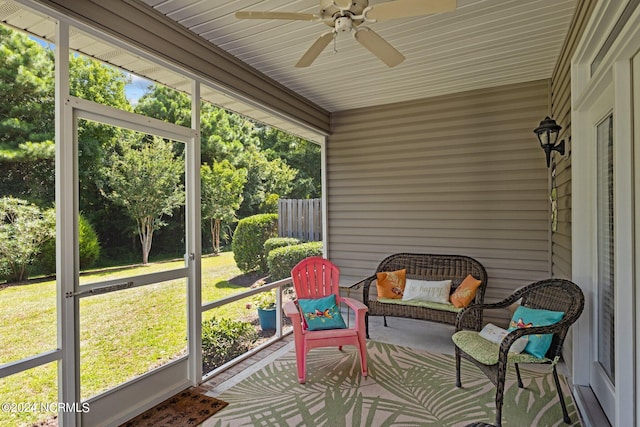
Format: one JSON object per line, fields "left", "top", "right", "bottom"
{"left": 120, "top": 386, "right": 227, "bottom": 426}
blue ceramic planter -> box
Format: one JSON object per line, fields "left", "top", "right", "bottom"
{"left": 257, "top": 307, "right": 277, "bottom": 330}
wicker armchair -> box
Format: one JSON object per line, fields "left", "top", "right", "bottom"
{"left": 452, "top": 278, "right": 584, "bottom": 427}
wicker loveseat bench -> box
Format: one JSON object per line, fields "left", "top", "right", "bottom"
{"left": 351, "top": 253, "right": 488, "bottom": 339}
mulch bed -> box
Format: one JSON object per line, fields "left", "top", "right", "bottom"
{"left": 228, "top": 271, "right": 271, "bottom": 287}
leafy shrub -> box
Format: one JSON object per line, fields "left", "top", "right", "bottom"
{"left": 78, "top": 215, "right": 101, "bottom": 268}
{"left": 37, "top": 214, "right": 101, "bottom": 275}
{"left": 267, "top": 241, "right": 323, "bottom": 281}
{"left": 232, "top": 213, "right": 278, "bottom": 273}
{"left": 0, "top": 197, "right": 55, "bottom": 282}
{"left": 264, "top": 237, "right": 301, "bottom": 255}
{"left": 259, "top": 193, "right": 279, "bottom": 214}
{"left": 201, "top": 317, "right": 258, "bottom": 372}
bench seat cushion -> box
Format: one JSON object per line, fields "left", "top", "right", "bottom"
{"left": 377, "top": 297, "right": 461, "bottom": 313}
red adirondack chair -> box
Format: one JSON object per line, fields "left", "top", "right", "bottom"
{"left": 284, "top": 256, "right": 368, "bottom": 384}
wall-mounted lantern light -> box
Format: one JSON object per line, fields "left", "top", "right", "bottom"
{"left": 533, "top": 116, "right": 565, "bottom": 168}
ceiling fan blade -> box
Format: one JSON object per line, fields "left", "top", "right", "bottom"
{"left": 235, "top": 11, "right": 317, "bottom": 21}
{"left": 367, "top": 0, "right": 456, "bottom": 21}
{"left": 354, "top": 28, "right": 405, "bottom": 67}
{"left": 295, "top": 32, "right": 335, "bottom": 67}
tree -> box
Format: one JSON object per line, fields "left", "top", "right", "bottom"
{"left": 134, "top": 86, "right": 300, "bottom": 217}
{"left": 199, "top": 107, "right": 248, "bottom": 167}
{"left": 255, "top": 126, "right": 321, "bottom": 199}
{"left": 135, "top": 86, "right": 252, "bottom": 167}
{"left": 201, "top": 160, "right": 247, "bottom": 254}
{"left": 237, "top": 148, "right": 297, "bottom": 217}
{"left": 69, "top": 54, "right": 131, "bottom": 112}
{"left": 102, "top": 136, "right": 185, "bottom": 264}
{"left": 0, "top": 28, "right": 54, "bottom": 149}
{"left": 0, "top": 27, "right": 55, "bottom": 204}
{"left": 0, "top": 27, "right": 134, "bottom": 208}
{"left": 135, "top": 85, "right": 190, "bottom": 126}
{"left": 0, "top": 26, "right": 322, "bottom": 265}
{"left": 69, "top": 54, "right": 133, "bottom": 252}
{"left": 0, "top": 197, "right": 55, "bottom": 282}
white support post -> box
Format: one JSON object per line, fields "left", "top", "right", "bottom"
{"left": 187, "top": 80, "right": 203, "bottom": 384}
{"left": 321, "top": 137, "right": 328, "bottom": 257}
{"left": 55, "top": 20, "right": 80, "bottom": 427}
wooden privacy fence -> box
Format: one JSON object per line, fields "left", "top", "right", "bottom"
{"left": 278, "top": 198, "right": 322, "bottom": 241}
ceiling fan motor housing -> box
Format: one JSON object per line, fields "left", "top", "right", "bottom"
{"left": 320, "top": 0, "right": 369, "bottom": 21}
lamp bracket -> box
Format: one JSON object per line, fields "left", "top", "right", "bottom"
{"left": 542, "top": 139, "right": 565, "bottom": 167}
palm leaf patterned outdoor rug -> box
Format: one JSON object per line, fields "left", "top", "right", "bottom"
{"left": 210, "top": 341, "right": 580, "bottom": 427}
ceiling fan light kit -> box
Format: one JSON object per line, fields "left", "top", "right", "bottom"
{"left": 334, "top": 16, "right": 353, "bottom": 32}
{"left": 235, "top": 0, "right": 456, "bottom": 68}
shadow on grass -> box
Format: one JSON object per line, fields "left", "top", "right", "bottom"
{"left": 226, "top": 272, "right": 271, "bottom": 288}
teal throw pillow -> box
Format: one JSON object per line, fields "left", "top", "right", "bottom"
{"left": 507, "top": 305, "right": 564, "bottom": 358}
{"left": 298, "top": 295, "right": 347, "bottom": 331}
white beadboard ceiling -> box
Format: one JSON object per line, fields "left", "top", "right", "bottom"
{"left": 1, "top": 0, "right": 576, "bottom": 139}
{"left": 141, "top": 0, "right": 577, "bottom": 112}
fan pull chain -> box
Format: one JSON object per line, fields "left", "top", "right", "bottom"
{"left": 333, "top": 33, "right": 338, "bottom": 54}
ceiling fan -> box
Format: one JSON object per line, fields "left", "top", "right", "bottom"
{"left": 235, "top": 0, "right": 456, "bottom": 68}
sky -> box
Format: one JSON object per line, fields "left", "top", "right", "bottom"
{"left": 126, "top": 75, "right": 153, "bottom": 105}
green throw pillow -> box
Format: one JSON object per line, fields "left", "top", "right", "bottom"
{"left": 298, "top": 295, "right": 347, "bottom": 331}
{"left": 507, "top": 305, "right": 564, "bottom": 358}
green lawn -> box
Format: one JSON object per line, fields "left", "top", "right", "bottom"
{"left": 0, "top": 252, "right": 254, "bottom": 427}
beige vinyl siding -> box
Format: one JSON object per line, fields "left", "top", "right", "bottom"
{"left": 550, "top": 0, "right": 597, "bottom": 281}
{"left": 328, "top": 80, "right": 550, "bottom": 324}
{"left": 35, "top": 0, "right": 330, "bottom": 136}
{"left": 549, "top": 0, "right": 597, "bottom": 372}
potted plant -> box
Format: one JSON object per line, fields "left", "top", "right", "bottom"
{"left": 247, "top": 287, "right": 277, "bottom": 330}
